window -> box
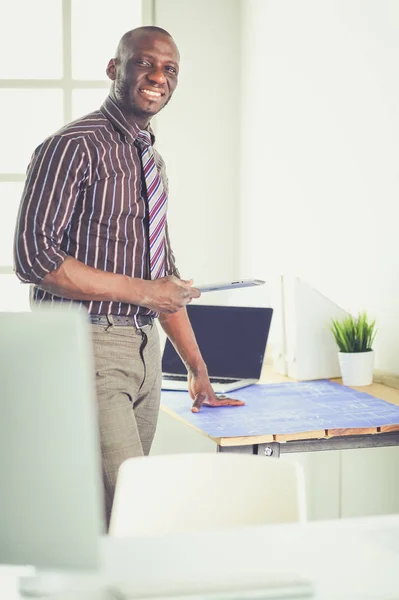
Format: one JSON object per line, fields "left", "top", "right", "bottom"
{"left": 0, "top": 0, "right": 144, "bottom": 310}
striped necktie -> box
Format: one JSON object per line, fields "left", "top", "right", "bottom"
{"left": 136, "top": 130, "right": 167, "bottom": 280}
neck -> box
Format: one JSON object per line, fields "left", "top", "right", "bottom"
{"left": 110, "top": 91, "right": 151, "bottom": 130}
{"left": 125, "top": 110, "right": 150, "bottom": 131}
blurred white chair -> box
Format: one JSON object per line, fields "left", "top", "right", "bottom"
{"left": 109, "top": 452, "right": 306, "bottom": 537}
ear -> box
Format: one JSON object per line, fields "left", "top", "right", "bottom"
{"left": 106, "top": 58, "right": 117, "bottom": 81}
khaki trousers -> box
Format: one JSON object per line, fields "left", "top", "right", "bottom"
{"left": 90, "top": 321, "right": 161, "bottom": 527}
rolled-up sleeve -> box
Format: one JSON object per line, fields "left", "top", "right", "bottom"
{"left": 14, "top": 135, "right": 87, "bottom": 284}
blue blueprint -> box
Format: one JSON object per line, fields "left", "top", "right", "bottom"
{"left": 161, "top": 380, "right": 399, "bottom": 438}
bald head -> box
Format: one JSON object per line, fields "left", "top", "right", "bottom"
{"left": 115, "top": 26, "right": 179, "bottom": 65}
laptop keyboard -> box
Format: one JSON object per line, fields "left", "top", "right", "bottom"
{"left": 163, "top": 374, "right": 240, "bottom": 384}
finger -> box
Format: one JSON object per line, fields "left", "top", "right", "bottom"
{"left": 183, "top": 287, "right": 200, "bottom": 299}
{"left": 208, "top": 398, "right": 246, "bottom": 407}
{"left": 180, "top": 293, "right": 193, "bottom": 307}
{"left": 191, "top": 392, "right": 207, "bottom": 413}
{"left": 179, "top": 278, "right": 194, "bottom": 287}
{"left": 180, "top": 290, "right": 200, "bottom": 305}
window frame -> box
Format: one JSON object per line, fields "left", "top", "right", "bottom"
{"left": 0, "top": 0, "right": 152, "bottom": 274}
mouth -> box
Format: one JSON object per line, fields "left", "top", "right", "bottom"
{"left": 138, "top": 88, "right": 165, "bottom": 101}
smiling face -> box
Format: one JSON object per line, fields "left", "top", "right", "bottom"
{"left": 107, "top": 29, "right": 180, "bottom": 128}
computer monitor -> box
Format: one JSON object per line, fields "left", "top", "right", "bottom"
{"left": 0, "top": 307, "right": 104, "bottom": 593}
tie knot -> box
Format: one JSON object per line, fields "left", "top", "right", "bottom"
{"left": 136, "top": 130, "right": 152, "bottom": 151}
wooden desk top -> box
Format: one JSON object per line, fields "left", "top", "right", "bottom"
{"left": 161, "top": 364, "right": 399, "bottom": 447}
{"left": 260, "top": 363, "right": 399, "bottom": 408}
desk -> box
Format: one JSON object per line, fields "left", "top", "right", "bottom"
{"left": 2, "top": 515, "right": 399, "bottom": 599}
{"left": 160, "top": 368, "right": 399, "bottom": 457}
{"left": 153, "top": 368, "right": 399, "bottom": 520}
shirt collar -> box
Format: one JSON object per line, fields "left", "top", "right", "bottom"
{"left": 100, "top": 95, "right": 155, "bottom": 145}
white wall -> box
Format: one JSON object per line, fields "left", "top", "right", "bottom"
{"left": 153, "top": 0, "right": 241, "bottom": 285}
{"left": 152, "top": 0, "right": 399, "bottom": 520}
{"left": 240, "top": 0, "right": 399, "bottom": 373}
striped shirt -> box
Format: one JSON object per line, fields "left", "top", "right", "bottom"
{"left": 14, "top": 95, "right": 179, "bottom": 317}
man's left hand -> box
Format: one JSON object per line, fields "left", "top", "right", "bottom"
{"left": 188, "top": 371, "right": 245, "bottom": 413}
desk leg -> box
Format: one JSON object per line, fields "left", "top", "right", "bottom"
{"left": 217, "top": 443, "right": 281, "bottom": 457}
{"left": 217, "top": 445, "right": 255, "bottom": 454}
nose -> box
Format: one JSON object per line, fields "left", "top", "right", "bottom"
{"left": 147, "top": 67, "right": 166, "bottom": 85}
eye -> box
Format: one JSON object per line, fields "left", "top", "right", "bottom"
{"left": 136, "top": 60, "right": 151, "bottom": 67}
{"left": 165, "top": 66, "right": 178, "bottom": 75}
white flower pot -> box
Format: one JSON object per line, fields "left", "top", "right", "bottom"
{"left": 338, "top": 350, "right": 375, "bottom": 386}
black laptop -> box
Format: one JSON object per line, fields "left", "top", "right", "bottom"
{"left": 161, "top": 304, "right": 273, "bottom": 394}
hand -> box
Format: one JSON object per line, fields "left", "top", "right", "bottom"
{"left": 188, "top": 369, "right": 245, "bottom": 413}
{"left": 141, "top": 276, "right": 200, "bottom": 314}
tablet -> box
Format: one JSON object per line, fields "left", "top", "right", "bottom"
{"left": 196, "top": 279, "right": 265, "bottom": 293}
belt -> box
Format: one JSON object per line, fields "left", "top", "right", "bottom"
{"left": 89, "top": 314, "right": 153, "bottom": 328}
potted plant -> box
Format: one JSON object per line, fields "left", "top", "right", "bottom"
{"left": 330, "top": 312, "right": 377, "bottom": 386}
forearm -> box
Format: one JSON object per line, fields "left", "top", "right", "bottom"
{"left": 159, "top": 308, "right": 206, "bottom": 373}
{"left": 41, "top": 256, "right": 148, "bottom": 305}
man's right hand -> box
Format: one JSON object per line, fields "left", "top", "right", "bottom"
{"left": 141, "top": 276, "right": 200, "bottom": 313}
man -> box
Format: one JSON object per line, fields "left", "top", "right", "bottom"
{"left": 14, "top": 26, "right": 244, "bottom": 525}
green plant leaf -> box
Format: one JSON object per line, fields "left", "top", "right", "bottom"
{"left": 330, "top": 312, "right": 376, "bottom": 353}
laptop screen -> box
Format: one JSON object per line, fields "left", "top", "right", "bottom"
{"left": 162, "top": 305, "right": 273, "bottom": 380}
